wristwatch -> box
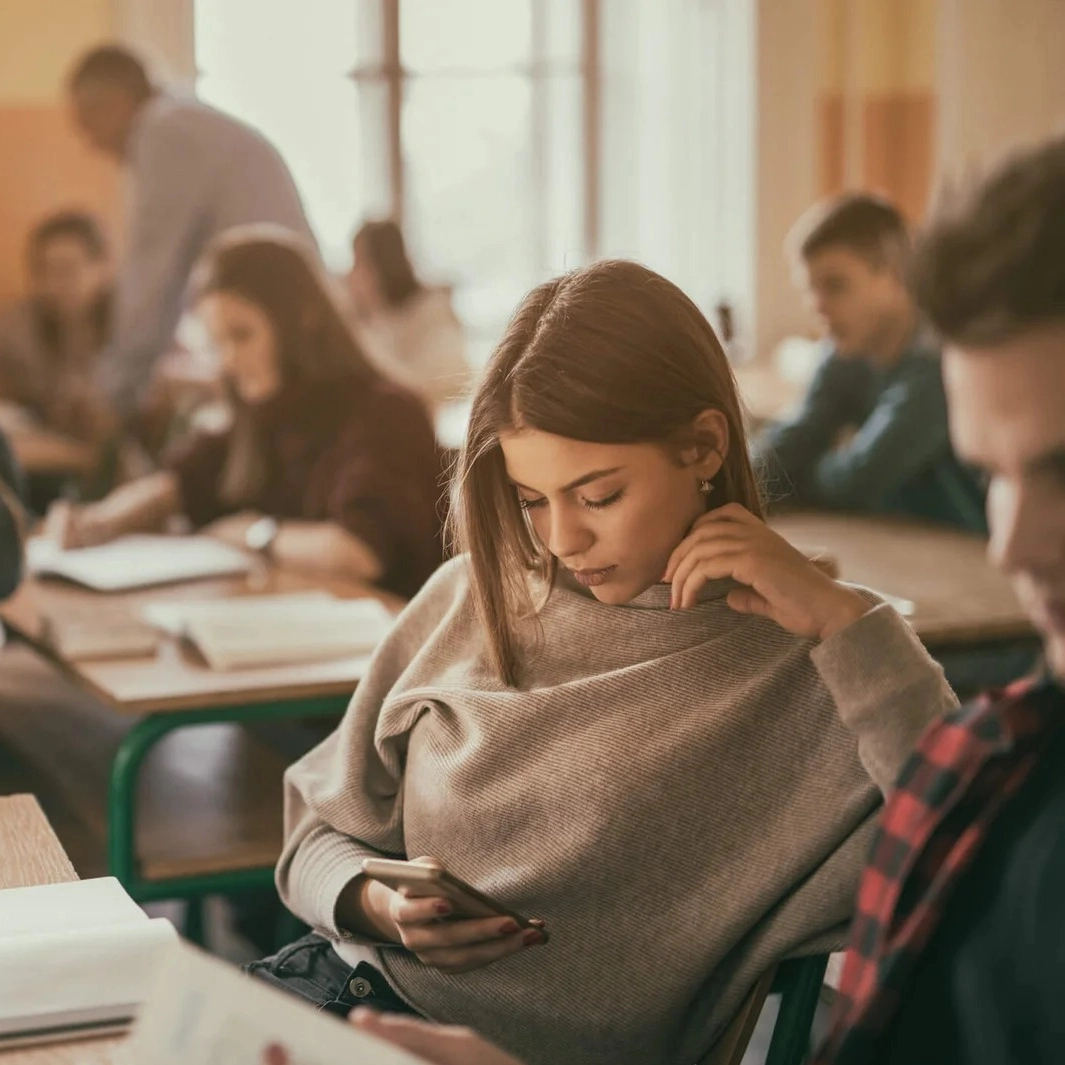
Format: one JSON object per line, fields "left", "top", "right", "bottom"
{"left": 244, "top": 516, "right": 280, "bottom": 558}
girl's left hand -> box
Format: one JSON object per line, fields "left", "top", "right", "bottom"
{"left": 664, "top": 503, "right": 869, "bottom": 641}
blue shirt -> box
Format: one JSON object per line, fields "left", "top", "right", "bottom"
{"left": 753, "top": 334, "right": 987, "bottom": 533}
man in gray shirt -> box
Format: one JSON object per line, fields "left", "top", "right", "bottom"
{"left": 67, "top": 45, "right": 317, "bottom": 420}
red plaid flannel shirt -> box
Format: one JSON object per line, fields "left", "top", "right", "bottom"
{"left": 814, "top": 672, "right": 1064, "bottom": 1065}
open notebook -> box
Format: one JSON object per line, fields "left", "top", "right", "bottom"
{"left": 0, "top": 877, "right": 176, "bottom": 1048}
{"left": 27, "top": 534, "right": 252, "bottom": 592}
{"left": 141, "top": 593, "right": 396, "bottom": 671}
{"left": 120, "top": 940, "right": 428, "bottom": 1064}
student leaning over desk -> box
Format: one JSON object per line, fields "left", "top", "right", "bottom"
{"left": 250, "top": 259, "right": 958, "bottom": 1065}
{"left": 44, "top": 227, "right": 444, "bottom": 600}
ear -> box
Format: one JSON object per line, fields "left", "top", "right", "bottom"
{"left": 679, "top": 409, "right": 729, "bottom": 479}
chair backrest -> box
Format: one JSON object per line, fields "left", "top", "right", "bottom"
{"left": 704, "top": 954, "right": 830, "bottom": 1065}
{"left": 765, "top": 955, "right": 831, "bottom": 1065}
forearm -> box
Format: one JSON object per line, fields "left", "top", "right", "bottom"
{"left": 811, "top": 603, "right": 959, "bottom": 793}
{"left": 84, "top": 471, "right": 182, "bottom": 540}
{"left": 273, "top": 521, "right": 384, "bottom": 584}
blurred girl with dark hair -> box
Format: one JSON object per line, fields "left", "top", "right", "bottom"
{"left": 46, "top": 225, "right": 443, "bottom": 598}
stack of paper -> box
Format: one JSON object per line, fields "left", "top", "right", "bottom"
{"left": 27, "top": 535, "right": 252, "bottom": 592}
{"left": 0, "top": 877, "right": 176, "bottom": 1048}
{"left": 141, "top": 593, "right": 395, "bottom": 671}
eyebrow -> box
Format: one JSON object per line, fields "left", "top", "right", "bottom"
{"left": 512, "top": 466, "right": 625, "bottom": 495}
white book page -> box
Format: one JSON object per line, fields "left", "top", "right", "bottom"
{"left": 27, "top": 535, "right": 252, "bottom": 592}
{"left": 179, "top": 598, "right": 394, "bottom": 671}
{"left": 0, "top": 877, "right": 146, "bottom": 939}
{"left": 121, "top": 941, "right": 428, "bottom": 1065}
{"left": 141, "top": 592, "right": 336, "bottom": 637}
{"left": 0, "top": 919, "right": 176, "bottom": 1036}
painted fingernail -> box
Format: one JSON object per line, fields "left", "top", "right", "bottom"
{"left": 434, "top": 901, "right": 452, "bottom": 916}
{"left": 498, "top": 920, "right": 520, "bottom": 935}
{"left": 522, "top": 928, "right": 543, "bottom": 946}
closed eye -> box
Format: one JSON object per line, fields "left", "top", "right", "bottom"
{"left": 582, "top": 489, "right": 625, "bottom": 511}
{"left": 517, "top": 496, "right": 547, "bottom": 511}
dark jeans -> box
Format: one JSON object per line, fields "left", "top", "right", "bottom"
{"left": 245, "top": 932, "right": 420, "bottom": 1019}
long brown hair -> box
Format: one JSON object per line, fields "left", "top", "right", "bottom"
{"left": 189, "top": 225, "right": 381, "bottom": 504}
{"left": 451, "top": 259, "right": 762, "bottom": 686}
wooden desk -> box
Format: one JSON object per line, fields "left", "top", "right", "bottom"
{"left": 0, "top": 795, "right": 121, "bottom": 1064}
{"left": 0, "top": 566, "right": 401, "bottom": 908}
{"left": 1, "top": 568, "right": 401, "bottom": 716}
{"left": 771, "top": 512, "right": 1033, "bottom": 647}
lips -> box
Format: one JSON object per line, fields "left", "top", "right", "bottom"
{"left": 569, "top": 566, "right": 617, "bottom": 588}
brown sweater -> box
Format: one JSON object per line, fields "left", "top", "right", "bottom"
{"left": 170, "top": 373, "right": 444, "bottom": 598}
{"left": 277, "top": 560, "right": 956, "bottom": 1065}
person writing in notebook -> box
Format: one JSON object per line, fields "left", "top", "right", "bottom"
{"left": 753, "top": 194, "right": 986, "bottom": 532}
{"left": 250, "top": 260, "right": 956, "bottom": 1065}
{"left": 44, "top": 226, "right": 443, "bottom": 599}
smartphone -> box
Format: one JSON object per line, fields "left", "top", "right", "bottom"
{"left": 359, "top": 858, "right": 543, "bottom": 935}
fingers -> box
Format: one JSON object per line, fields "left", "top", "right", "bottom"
{"left": 397, "top": 911, "right": 522, "bottom": 951}
{"left": 665, "top": 529, "right": 748, "bottom": 583}
{"left": 726, "top": 587, "right": 772, "bottom": 617}
{"left": 414, "top": 927, "right": 536, "bottom": 973}
{"left": 671, "top": 551, "right": 745, "bottom": 610}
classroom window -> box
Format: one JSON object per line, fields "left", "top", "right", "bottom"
{"left": 194, "top": 0, "right": 599, "bottom": 357}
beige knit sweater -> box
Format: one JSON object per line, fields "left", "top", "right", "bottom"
{"left": 277, "top": 558, "right": 956, "bottom": 1065}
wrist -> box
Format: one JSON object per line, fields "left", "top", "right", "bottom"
{"left": 817, "top": 588, "right": 870, "bottom": 642}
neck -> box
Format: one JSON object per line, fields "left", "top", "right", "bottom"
{"left": 866, "top": 304, "right": 918, "bottom": 368}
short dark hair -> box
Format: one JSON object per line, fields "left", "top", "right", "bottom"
{"left": 912, "top": 136, "right": 1065, "bottom": 347}
{"left": 68, "top": 44, "right": 153, "bottom": 97}
{"left": 27, "top": 211, "right": 108, "bottom": 264}
{"left": 789, "top": 192, "right": 910, "bottom": 273}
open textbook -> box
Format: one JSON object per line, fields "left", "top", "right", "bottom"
{"left": 0, "top": 877, "right": 176, "bottom": 1048}
{"left": 140, "top": 592, "right": 396, "bottom": 670}
{"left": 121, "top": 939, "right": 428, "bottom": 1065}
{"left": 27, "top": 534, "right": 253, "bottom": 592}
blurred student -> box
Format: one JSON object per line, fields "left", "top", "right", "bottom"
{"left": 256, "top": 260, "right": 953, "bottom": 1065}
{"left": 348, "top": 220, "right": 470, "bottom": 407}
{"left": 753, "top": 194, "right": 986, "bottom": 532}
{"left": 0, "top": 212, "right": 113, "bottom": 443}
{"left": 45, "top": 227, "right": 443, "bottom": 600}
{"left": 0, "top": 430, "right": 26, "bottom": 601}
{"left": 66, "top": 45, "right": 316, "bottom": 422}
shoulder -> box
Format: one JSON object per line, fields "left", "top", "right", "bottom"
{"left": 378, "top": 555, "right": 475, "bottom": 658}
{"left": 134, "top": 94, "right": 256, "bottom": 158}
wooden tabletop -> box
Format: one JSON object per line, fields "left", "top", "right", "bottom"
{"left": 0, "top": 795, "right": 121, "bottom": 1064}
{"left": 771, "top": 512, "right": 1033, "bottom": 647}
{"left": 0, "top": 567, "right": 402, "bottom": 716}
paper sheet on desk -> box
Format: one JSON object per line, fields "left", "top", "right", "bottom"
{"left": 120, "top": 940, "right": 429, "bottom": 1065}
{"left": 28, "top": 534, "right": 252, "bottom": 592}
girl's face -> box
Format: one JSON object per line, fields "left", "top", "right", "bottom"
{"left": 31, "top": 236, "right": 108, "bottom": 318}
{"left": 499, "top": 425, "right": 725, "bottom": 605}
{"left": 199, "top": 292, "right": 282, "bottom": 405}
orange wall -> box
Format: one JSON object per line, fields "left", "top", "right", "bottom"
{"left": 0, "top": 0, "right": 121, "bottom": 302}
{"left": 815, "top": 0, "right": 937, "bottom": 221}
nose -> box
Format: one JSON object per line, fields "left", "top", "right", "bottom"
{"left": 546, "top": 504, "right": 594, "bottom": 562}
{"left": 988, "top": 480, "right": 1061, "bottom": 577}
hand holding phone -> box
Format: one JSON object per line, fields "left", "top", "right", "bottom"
{"left": 355, "top": 857, "right": 547, "bottom": 975}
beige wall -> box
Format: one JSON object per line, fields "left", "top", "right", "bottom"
{"left": 0, "top": 0, "right": 120, "bottom": 302}
{"left": 936, "top": 0, "right": 1065, "bottom": 182}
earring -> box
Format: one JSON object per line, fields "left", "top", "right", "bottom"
{"left": 699, "top": 479, "right": 714, "bottom": 495}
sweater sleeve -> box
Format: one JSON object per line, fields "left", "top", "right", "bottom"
{"left": 275, "top": 557, "right": 469, "bottom": 938}
{"left": 166, "top": 430, "right": 231, "bottom": 529}
{"left": 810, "top": 603, "right": 959, "bottom": 794}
